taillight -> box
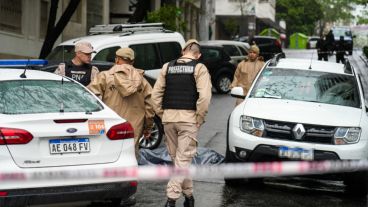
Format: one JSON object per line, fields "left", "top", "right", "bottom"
{"left": 106, "top": 122, "right": 134, "bottom": 140}
{"left": 0, "top": 128, "right": 33, "bottom": 145}
{"left": 0, "top": 191, "right": 8, "bottom": 197}
{"left": 275, "top": 39, "right": 281, "bottom": 48}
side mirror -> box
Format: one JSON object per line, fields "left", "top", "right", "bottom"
{"left": 230, "top": 87, "right": 245, "bottom": 99}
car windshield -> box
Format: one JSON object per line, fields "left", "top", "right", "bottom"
{"left": 46, "top": 45, "right": 75, "bottom": 61}
{"left": 333, "top": 28, "right": 352, "bottom": 37}
{"left": 0, "top": 80, "right": 103, "bottom": 114}
{"left": 249, "top": 68, "right": 361, "bottom": 108}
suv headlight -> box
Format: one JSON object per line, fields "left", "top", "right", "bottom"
{"left": 334, "top": 127, "right": 361, "bottom": 145}
{"left": 240, "top": 115, "right": 264, "bottom": 137}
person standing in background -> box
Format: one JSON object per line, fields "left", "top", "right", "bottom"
{"left": 55, "top": 41, "right": 99, "bottom": 86}
{"left": 88, "top": 47, "right": 154, "bottom": 158}
{"left": 230, "top": 45, "right": 265, "bottom": 105}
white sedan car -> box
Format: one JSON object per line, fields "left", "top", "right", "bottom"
{"left": 226, "top": 56, "right": 368, "bottom": 195}
{"left": 0, "top": 68, "right": 137, "bottom": 206}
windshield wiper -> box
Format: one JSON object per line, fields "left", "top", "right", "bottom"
{"left": 258, "top": 94, "right": 282, "bottom": 99}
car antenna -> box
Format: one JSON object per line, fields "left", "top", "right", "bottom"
{"left": 20, "top": 59, "right": 29, "bottom": 78}
{"left": 308, "top": 51, "right": 314, "bottom": 70}
{"left": 60, "top": 45, "right": 65, "bottom": 113}
{"left": 60, "top": 76, "right": 64, "bottom": 113}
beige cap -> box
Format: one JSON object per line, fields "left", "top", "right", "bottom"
{"left": 183, "top": 39, "right": 200, "bottom": 50}
{"left": 75, "top": 41, "right": 94, "bottom": 53}
{"left": 116, "top": 48, "right": 135, "bottom": 61}
{"left": 249, "top": 44, "right": 260, "bottom": 55}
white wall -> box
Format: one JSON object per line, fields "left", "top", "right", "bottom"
{"left": 215, "top": 0, "right": 275, "bottom": 20}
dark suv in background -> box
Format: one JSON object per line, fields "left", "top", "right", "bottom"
{"left": 199, "top": 44, "right": 236, "bottom": 94}
{"left": 331, "top": 26, "right": 354, "bottom": 55}
{"left": 235, "top": 35, "right": 283, "bottom": 61}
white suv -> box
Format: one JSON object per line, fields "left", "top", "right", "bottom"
{"left": 47, "top": 23, "right": 185, "bottom": 150}
{"left": 226, "top": 55, "right": 368, "bottom": 194}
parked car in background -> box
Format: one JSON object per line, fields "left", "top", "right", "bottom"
{"left": 226, "top": 55, "right": 368, "bottom": 195}
{"left": 199, "top": 44, "right": 236, "bottom": 94}
{"left": 0, "top": 67, "right": 137, "bottom": 207}
{"left": 46, "top": 23, "right": 185, "bottom": 150}
{"left": 331, "top": 26, "right": 355, "bottom": 55}
{"left": 235, "top": 35, "right": 283, "bottom": 61}
{"left": 199, "top": 40, "right": 249, "bottom": 66}
{"left": 307, "top": 36, "right": 320, "bottom": 49}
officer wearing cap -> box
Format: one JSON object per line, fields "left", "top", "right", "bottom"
{"left": 152, "top": 39, "right": 212, "bottom": 207}
{"left": 54, "top": 41, "right": 99, "bottom": 86}
{"left": 230, "top": 44, "right": 265, "bottom": 105}
{"left": 88, "top": 47, "right": 155, "bottom": 158}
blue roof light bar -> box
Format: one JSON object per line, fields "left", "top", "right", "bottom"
{"left": 0, "top": 59, "right": 48, "bottom": 66}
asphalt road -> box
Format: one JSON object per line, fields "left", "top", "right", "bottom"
{"left": 35, "top": 49, "right": 368, "bottom": 207}
{"left": 133, "top": 49, "right": 368, "bottom": 207}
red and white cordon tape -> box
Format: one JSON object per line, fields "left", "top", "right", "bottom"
{"left": 1, "top": 160, "right": 368, "bottom": 182}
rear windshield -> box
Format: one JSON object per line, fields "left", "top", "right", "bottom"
{"left": 250, "top": 68, "right": 361, "bottom": 108}
{"left": 0, "top": 80, "right": 103, "bottom": 114}
{"left": 46, "top": 46, "right": 75, "bottom": 61}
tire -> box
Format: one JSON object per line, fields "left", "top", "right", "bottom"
{"left": 215, "top": 73, "right": 232, "bottom": 94}
{"left": 344, "top": 171, "right": 368, "bottom": 196}
{"left": 138, "top": 115, "right": 163, "bottom": 150}
{"left": 349, "top": 50, "right": 353, "bottom": 55}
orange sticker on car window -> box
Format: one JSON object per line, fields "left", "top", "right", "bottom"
{"left": 88, "top": 120, "right": 105, "bottom": 135}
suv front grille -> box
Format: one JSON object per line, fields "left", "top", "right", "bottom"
{"left": 263, "top": 120, "right": 335, "bottom": 144}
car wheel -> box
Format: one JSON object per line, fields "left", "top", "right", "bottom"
{"left": 139, "top": 115, "right": 163, "bottom": 150}
{"left": 215, "top": 73, "right": 232, "bottom": 94}
{"left": 344, "top": 171, "right": 368, "bottom": 196}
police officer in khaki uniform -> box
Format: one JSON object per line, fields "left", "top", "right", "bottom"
{"left": 152, "top": 39, "right": 212, "bottom": 207}
{"left": 55, "top": 41, "right": 99, "bottom": 86}
{"left": 230, "top": 45, "right": 265, "bottom": 105}
{"left": 87, "top": 48, "right": 155, "bottom": 157}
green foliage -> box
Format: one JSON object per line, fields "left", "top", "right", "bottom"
{"left": 224, "top": 18, "right": 238, "bottom": 38}
{"left": 146, "top": 5, "right": 186, "bottom": 33}
{"left": 276, "top": 0, "right": 323, "bottom": 36}
{"left": 316, "top": 0, "right": 354, "bottom": 25}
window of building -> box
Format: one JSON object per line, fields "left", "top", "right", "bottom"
{"left": 71, "top": 0, "right": 82, "bottom": 23}
{"left": 0, "top": 0, "right": 22, "bottom": 34}
{"left": 87, "top": 0, "right": 103, "bottom": 33}
{"left": 40, "top": 0, "right": 49, "bottom": 38}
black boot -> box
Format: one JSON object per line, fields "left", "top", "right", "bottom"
{"left": 183, "top": 196, "right": 194, "bottom": 207}
{"left": 164, "top": 198, "right": 176, "bottom": 207}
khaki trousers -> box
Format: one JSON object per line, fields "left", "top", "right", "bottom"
{"left": 164, "top": 122, "right": 198, "bottom": 200}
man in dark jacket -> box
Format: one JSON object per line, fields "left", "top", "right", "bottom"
{"left": 335, "top": 36, "right": 346, "bottom": 64}
{"left": 316, "top": 35, "right": 328, "bottom": 61}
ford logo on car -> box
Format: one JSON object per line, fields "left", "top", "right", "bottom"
{"left": 66, "top": 128, "right": 77, "bottom": 133}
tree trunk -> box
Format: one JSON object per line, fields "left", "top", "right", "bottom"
{"left": 39, "top": 0, "right": 81, "bottom": 59}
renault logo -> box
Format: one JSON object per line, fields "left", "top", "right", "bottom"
{"left": 292, "top": 124, "right": 305, "bottom": 140}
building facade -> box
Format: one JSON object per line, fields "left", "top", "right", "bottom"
{"left": 215, "top": 0, "right": 283, "bottom": 39}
